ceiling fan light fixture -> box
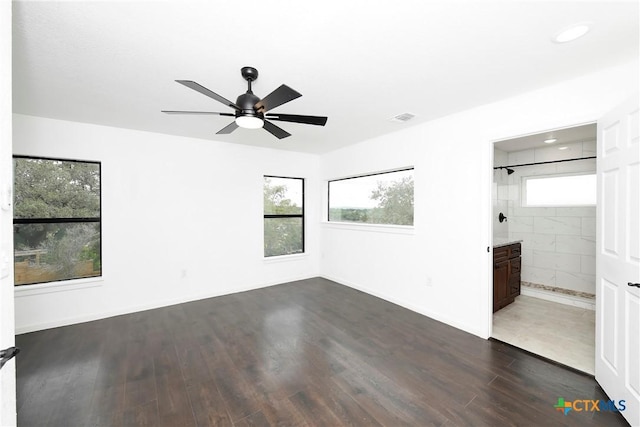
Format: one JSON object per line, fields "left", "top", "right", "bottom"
{"left": 553, "top": 23, "right": 591, "bottom": 43}
{"left": 235, "top": 115, "right": 264, "bottom": 129}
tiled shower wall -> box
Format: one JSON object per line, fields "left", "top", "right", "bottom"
{"left": 493, "top": 148, "right": 509, "bottom": 240}
{"left": 495, "top": 139, "right": 596, "bottom": 295}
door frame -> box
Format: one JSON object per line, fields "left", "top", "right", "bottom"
{"left": 486, "top": 120, "right": 599, "bottom": 340}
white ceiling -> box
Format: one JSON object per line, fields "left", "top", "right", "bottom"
{"left": 12, "top": 0, "right": 639, "bottom": 154}
{"left": 494, "top": 123, "right": 597, "bottom": 152}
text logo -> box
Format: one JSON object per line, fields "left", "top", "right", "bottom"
{"left": 554, "top": 398, "right": 626, "bottom": 416}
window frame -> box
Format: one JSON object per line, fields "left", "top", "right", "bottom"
{"left": 263, "top": 175, "right": 305, "bottom": 258}
{"left": 327, "top": 167, "right": 414, "bottom": 226}
{"left": 13, "top": 155, "right": 102, "bottom": 286}
{"left": 521, "top": 171, "right": 596, "bottom": 207}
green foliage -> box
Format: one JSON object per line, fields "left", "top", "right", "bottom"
{"left": 13, "top": 158, "right": 101, "bottom": 283}
{"left": 329, "top": 175, "right": 414, "bottom": 226}
{"left": 370, "top": 175, "right": 414, "bottom": 225}
{"left": 328, "top": 208, "right": 369, "bottom": 223}
{"left": 264, "top": 178, "right": 303, "bottom": 257}
{"left": 14, "top": 158, "right": 100, "bottom": 219}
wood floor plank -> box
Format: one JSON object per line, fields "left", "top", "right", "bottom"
{"left": 185, "top": 379, "right": 233, "bottom": 426}
{"left": 15, "top": 277, "right": 626, "bottom": 427}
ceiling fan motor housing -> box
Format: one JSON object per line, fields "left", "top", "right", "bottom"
{"left": 236, "top": 92, "right": 263, "bottom": 119}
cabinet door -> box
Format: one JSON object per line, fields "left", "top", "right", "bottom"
{"left": 509, "top": 257, "right": 521, "bottom": 298}
{"left": 493, "top": 259, "right": 509, "bottom": 312}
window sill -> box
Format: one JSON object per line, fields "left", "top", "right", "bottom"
{"left": 321, "top": 221, "right": 415, "bottom": 235}
{"left": 14, "top": 276, "right": 104, "bottom": 297}
{"left": 263, "top": 253, "right": 308, "bottom": 263}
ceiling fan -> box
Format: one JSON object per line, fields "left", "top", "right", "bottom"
{"left": 162, "top": 67, "right": 328, "bottom": 139}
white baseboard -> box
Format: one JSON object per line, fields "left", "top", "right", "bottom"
{"left": 520, "top": 287, "right": 595, "bottom": 310}
{"left": 320, "top": 274, "right": 486, "bottom": 339}
{"left": 15, "top": 274, "right": 316, "bottom": 335}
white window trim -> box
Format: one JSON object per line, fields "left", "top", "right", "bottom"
{"left": 321, "top": 221, "right": 415, "bottom": 235}
{"left": 14, "top": 276, "right": 104, "bottom": 297}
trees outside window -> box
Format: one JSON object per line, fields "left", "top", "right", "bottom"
{"left": 13, "top": 156, "right": 101, "bottom": 285}
{"left": 329, "top": 168, "right": 414, "bottom": 226}
{"left": 264, "top": 176, "right": 304, "bottom": 257}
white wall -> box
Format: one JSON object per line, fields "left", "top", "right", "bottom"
{"left": 506, "top": 141, "right": 597, "bottom": 294}
{"left": 12, "top": 60, "right": 638, "bottom": 339}
{"left": 319, "top": 60, "right": 638, "bottom": 338}
{"left": 12, "top": 115, "right": 321, "bottom": 333}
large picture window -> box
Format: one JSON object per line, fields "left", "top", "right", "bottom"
{"left": 13, "top": 156, "right": 101, "bottom": 286}
{"left": 264, "top": 176, "right": 304, "bottom": 257}
{"left": 329, "top": 168, "right": 414, "bottom": 226}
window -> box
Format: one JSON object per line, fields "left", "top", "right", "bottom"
{"left": 13, "top": 156, "right": 101, "bottom": 286}
{"left": 523, "top": 173, "right": 596, "bottom": 207}
{"left": 329, "top": 168, "right": 414, "bottom": 226}
{"left": 264, "top": 176, "right": 304, "bottom": 257}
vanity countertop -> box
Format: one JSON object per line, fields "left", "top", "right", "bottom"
{"left": 493, "top": 238, "right": 523, "bottom": 248}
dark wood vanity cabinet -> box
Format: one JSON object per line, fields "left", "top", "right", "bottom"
{"left": 493, "top": 242, "right": 521, "bottom": 313}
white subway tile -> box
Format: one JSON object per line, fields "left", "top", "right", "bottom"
{"left": 581, "top": 255, "right": 596, "bottom": 275}
{"left": 556, "top": 235, "right": 596, "bottom": 255}
{"left": 512, "top": 206, "right": 557, "bottom": 217}
{"left": 533, "top": 250, "right": 581, "bottom": 273}
{"left": 510, "top": 216, "right": 534, "bottom": 233}
{"left": 510, "top": 232, "right": 556, "bottom": 251}
{"left": 521, "top": 248, "right": 533, "bottom": 267}
{"left": 508, "top": 149, "right": 534, "bottom": 165}
{"left": 521, "top": 266, "right": 556, "bottom": 286}
{"left": 582, "top": 140, "right": 597, "bottom": 156}
{"left": 582, "top": 217, "right": 596, "bottom": 237}
{"left": 534, "top": 142, "right": 583, "bottom": 162}
{"left": 534, "top": 216, "right": 581, "bottom": 235}
{"left": 556, "top": 158, "right": 595, "bottom": 174}
{"left": 556, "top": 207, "right": 596, "bottom": 217}
{"left": 556, "top": 271, "right": 596, "bottom": 294}
{"left": 507, "top": 184, "right": 519, "bottom": 201}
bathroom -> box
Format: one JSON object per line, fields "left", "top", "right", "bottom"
{"left": 491, "top": 123, "right": 597, "bottom": 374}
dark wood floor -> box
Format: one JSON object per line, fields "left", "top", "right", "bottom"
{"left": 16, "top": 277, "right": 628, "bottom": 426}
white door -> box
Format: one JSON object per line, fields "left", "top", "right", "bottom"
{"left": 596, "top": 93, "right": 640, "bottom": 427}
{"left": 0, "top": 1, "right": 16, "bottom": 425}
{"left": 0, "top": 182, "right": 16, "bottom": 427}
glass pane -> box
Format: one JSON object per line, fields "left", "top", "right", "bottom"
{"left": 264, "top": 177, "right": 303, "bottom": 215}
{"left": 14, "top": 222, "right": 101, "bottom": 285}
{"left": 264, "top": 217, "right": 303, "bottom": 257}
{"left": 329, "top": 169, "right": 414, "bottom": 225}
{"left": 14, "top": 158, "right": 100, "bottom": 219}
{"left": 525, "top": 174, "right": 596, "bottom": 206}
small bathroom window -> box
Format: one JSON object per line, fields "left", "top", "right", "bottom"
{"left": 523, "top": 172, "right": 596, "bottom": 207}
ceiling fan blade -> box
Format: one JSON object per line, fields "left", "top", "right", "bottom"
{"left": 176, "top": 80, "right": 241, "bottom": 111}
{"left": 254, "top": 85, "right": 301, "bottom": 113}
{"left": 162, "top": 110, "right": 235, "bottom": 116}
{"left": 216, "top": 121, "right": 239, "bottom": 135}
{"left": 263, "top": 120, "right": 291, "bottom": 139}
{"left": 265, "top": 113, "right": 328, "bottom": 126}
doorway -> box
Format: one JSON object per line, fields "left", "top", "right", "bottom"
{"left": 490, "top": 123, "right": 597, "bottom": 374}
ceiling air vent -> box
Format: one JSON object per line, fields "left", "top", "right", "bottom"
{"left": 390, "top": 112, "right": 416, "bottom": 123}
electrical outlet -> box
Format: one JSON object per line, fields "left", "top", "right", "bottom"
{"left": 425, "top": 276, "right": 432, "bottom": 287}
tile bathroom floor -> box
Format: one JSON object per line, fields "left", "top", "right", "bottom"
{"left": 492, "top": 295, "right": 595, "bottom": 375}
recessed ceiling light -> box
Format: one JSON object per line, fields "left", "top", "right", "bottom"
{"left": 553, "top": 23, "right": 591, "bottom": 43}
{"left": 558, "top": 146, "right": 569, "bottom": 150}
{"left": 544, "top": 138, "right": 557, "bottom": 144}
